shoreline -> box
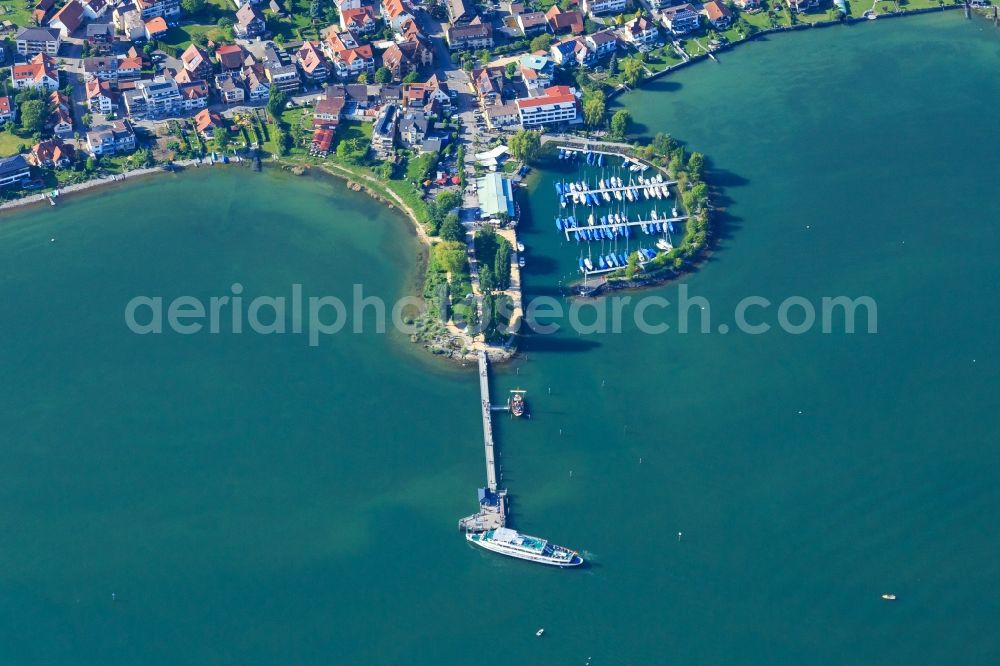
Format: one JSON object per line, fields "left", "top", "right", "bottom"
{"left": 606, "top": 3, "right": 966, "bottom": 104}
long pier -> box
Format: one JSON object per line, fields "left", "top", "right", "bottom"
{"left": 459, "top": 351, "right": 507, "bottom": 532}
{"left": 562, "top": 215, "right": 690, "bottom": 241}
{"left": 479, "top": 350, "right": 498, "bottom": 493}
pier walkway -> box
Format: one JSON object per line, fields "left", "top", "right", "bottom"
{"left": 562, "top": 215, "right": 690, "bottom": 241}
{"left": 479, "top": 350, "right": 498, "bottom": 493}
{"left": 459, "top": 351, "right": 507, "bottom": 531}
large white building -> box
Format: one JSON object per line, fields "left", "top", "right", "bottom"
{"left": 581, "top": 0, "right": 626, "bottom": 15}
{"left": 515, "top": 85, "right": 579, "bottom": 128}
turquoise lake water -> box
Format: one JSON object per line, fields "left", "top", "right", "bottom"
{"left": 1, "top": 12, "right": 998, "bottom": 664}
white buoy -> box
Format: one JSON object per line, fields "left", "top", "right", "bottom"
{"left": 678, "top": 532, "right": 682, "bottom": 541}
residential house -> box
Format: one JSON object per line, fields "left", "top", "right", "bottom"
{"left": 446, "top": 0, "right": 473, "bottom": 24}
{"left": 516, "top": 11, "right": 548, "bottom": 36}
{"left": 83, "top": 56, "right": 119, "bottom": 81}
{"left": 370, "top": 102, "right": 398, "bottom": 157}
{"left": 381, "top": 0, "right": 411, "bottom": 30}
{"left": 485, "top": 101, "right": 519, "bottom": 129}
{"left": 234, "top": 4, "right": 266, "bottom": 38}
{"left": 144, "top": 16, "right": 169, "bottom": 39}
{"left": 701, "top": 0, "right": 732, "bottom": 28}
{"left": 125, "top": 76, "right": 183, "bottom": 117}
{"left": 621, "top": 14, "right": 658, "bottom": 45}
{"left": 447, "top": 20, "right": 494, "bottom": 51}
{"left": 114, "top": 8, "right": 145, "bottom": 41}
{"left": 403, "top": 74, "right": 451, "bottom": 112}
{"left": 382, "top": 39, "right": 431, "bottom": 80}
{"left": 734, "top": 0, "right": 762, "bottom": 9}
{"left": 181, "top": 44, "right": 214, "bottom": 79}
{"left": 215, "top": 72, "right": 246, "bottom": 104}
{"left": 11, "top": 54, "right": 60, "bottom": 92}
{"left": 118, "top": 55, "right": 143, "bottom": 80}
{"left": 296, "top": 41, "right": 329, "bottom": 82}
{"left": 86, "top": 119, "right": 136, "bottom": 155}
{"left": 49, "top": 0, "right": 85, "bottom": 38}
{"left": 242, "top": 63, "right": 271, "bottom": 100}
{"left": 585, "top": 30, "right": 618, "bottom": 58}
{"left": 397, "top": 109, "right": 429, "bottom": 148}
{"left": 15, "top": 27, "right": 61, "bottom": 56}
{"left": 339, "top": 6, "right": 377, "bottom": 33}
{"left": 178, "top": 79, "right": 210, "bottom": 111}
{"left": 329, "top": 42, "right": 374, "bottom": 80}
{"left": 86, "top": 23, "right": 115, "bottom": 51}
{"left": 549, "top": 37, "right": 593, "bottom": 67}
{"left": 518, "top": 54, "right": 553, "bottom": 90}
{"left": 193, "top": 108, "right": 223, "bottom": 138}
{"left": 661, "top": 4, "right": 700, "bottom": 34}
{"left": 515, "top": 84, "right": 579, "bottom": 127}
{"left": 313, "top": 95, "right": 344, "bottom": 128}
{"left": 544, "top": 6, "right": 584, "bottom": 35}
{"left": 786, "top": 0, "right": 818, "bottom": 10}
{"left": 581, "top": 0, "right": 625, "bottom": 16}
{"left": 32, "top": 0, "right": 56, "bottom": 25}
{"left": 0, "top": 97, "right": 14, "bottom": 123}
{"left": 29, "top": 138, "right": 75, "bottom": 168}
{"left": 83, "top": 0, "right": 110, "bottom": 18}
{"left": 471, "top": 66, "right": 507, "bottom": 107}
{"left": 266, "top": 61, "right": 300, "bottom": 92}
{"left": 133, "top": 0, "right": 180, "bottom": 19}
{"left": 48, "top": 92, "right": 74, "bottom": 137}
{"left": 86, "top": 77, "right": 117, "bottom": 113}
{"left": 0, "top": 155, "right": 32, "bottom": 189}
{"left": 216, "top": 44, "right": 247, "bottom": 71}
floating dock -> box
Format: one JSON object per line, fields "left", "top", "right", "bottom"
{"left": 459, "top": 351, "right": 508, "bottom": 532}
{"left": 562, "top": 215, "right": 690, "bottom": 242}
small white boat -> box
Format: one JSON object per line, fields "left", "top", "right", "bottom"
{"left": 656, "top": 238, "right": 673, "bottom": 251}
{"left": 672, "top": 207, "right": 679, "bottom": 217}
{"left": 519, "top": 257, "right": 526, "bottom": 268}
{"left": 517, "top": 242, "right": 525, "bottom": 252}
{"left": 881, "top": 594, "right": 896, "bottom": 601}
{"left": 536, "top": 628, "right": 545, "bottom": 637}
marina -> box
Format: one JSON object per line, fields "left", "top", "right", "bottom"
{"left": 548, "top": 145, "right": 690, "bottom": 278}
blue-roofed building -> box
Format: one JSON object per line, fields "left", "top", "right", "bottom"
{"left": 476, "top": 173, "right": 516, "bottom": 221}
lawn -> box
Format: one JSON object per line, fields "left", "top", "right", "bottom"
{"left": 0, "top": 2, "right": 34, "bottom": 30}
{"left": 0, "top": 127, "right": 30, "bottom": 157}
{"left": 158, "top": 24, "right": 229, "bottom": 52}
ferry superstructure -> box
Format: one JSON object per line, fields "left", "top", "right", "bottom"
{"left": 466, "top": 528, "right": 583, "bottom": 567}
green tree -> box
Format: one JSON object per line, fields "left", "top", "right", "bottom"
{"left": 356, "top": 72, "right": 368, "bottom": 83}
{"left": 505, "top": 61, "right": 517, "bottom": 79}
{"left": 687, "top": 152, "right": 705, "bottom": 182}
{"left": 402, "top": 70, "right": 420, "bottom": 84}
{"left": 181, "top": 0, "right": 205, "bottom": 13}
{"left": 608, "top": 53, "right": 618, "bottom": 76}
{"left": 582, "top": 90, "right": 606, "bottom": 127}
{"left": 622, "top": 58, "right": 644, "bottom": 87}
{"left": 19, "top": 99, "right": 47, "bottom": 135}
{"left": 433, "top": 240, "right": 468, "bottom": 276}
{"left": 439, "top": 212, "right": 464, "bottom": 242}
{"left": 479, "top": 265, "right": 494, "bottom": 294}
{"left": 507, "top": 129, "right": 541, "bottom": 162}
{"left": 267, "top": 87, "right": 288, "bottom": 121}
{"left": 374, "top": 66, "right": 392, "bottom": 83}
{"left": 625, "top": 251, "right": 640, "bottom": 279}
{"left": 652, "top": 132, "right": 675, "bottom": 156}
{"left": 529, "top": 33, "right": 553, "bottom": 53}
{"left": 609, "top": 109, "right": 631, "bottom": 139}
{"left": 436, "top": 189, "right": 461, "bottom": 213}
{"left": 494, "top": 237, "right": 511, "bottom": 290}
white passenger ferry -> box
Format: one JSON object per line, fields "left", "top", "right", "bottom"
{"left": 466, "top": 528, "right": 583, "bottom": 567}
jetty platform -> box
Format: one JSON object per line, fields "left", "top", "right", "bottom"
{"left": 458, "top": 351, "right": 508, "bottom": 531}
{"left": 562, "top": 214, "right": 690, "bottom": 241}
